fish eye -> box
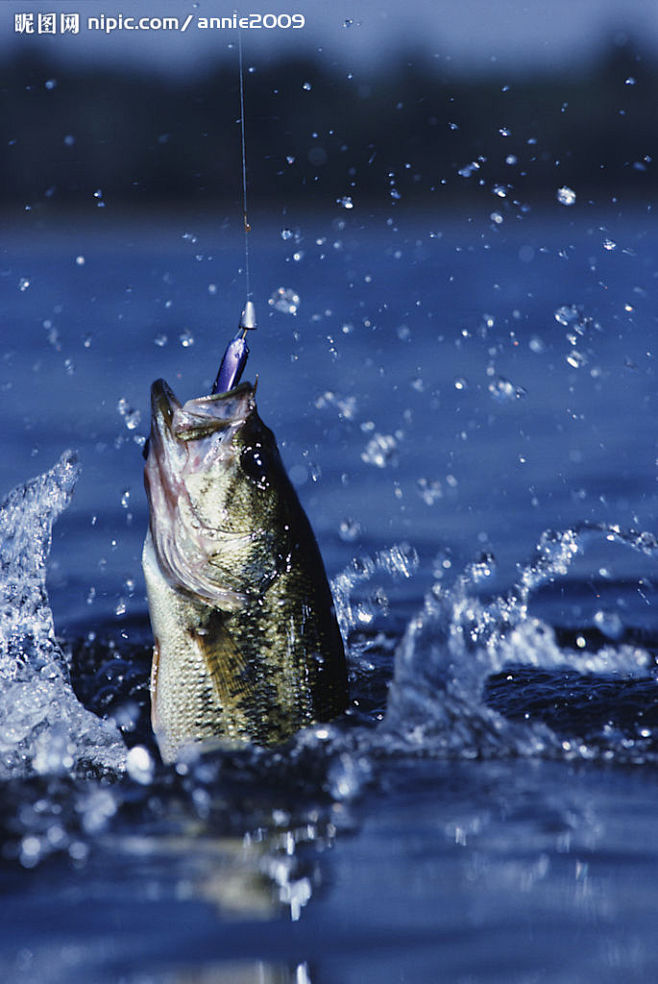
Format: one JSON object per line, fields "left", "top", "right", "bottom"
{"left": 240, "top": 443, "right": 271, "bottom": 489}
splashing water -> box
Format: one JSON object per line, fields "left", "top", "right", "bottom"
{"left": 2, "top": 452, "right": 657, "bottom": 790}
{"left": 331, "top": 543, "right": 419, "bottom": 641}
{"left": 1, "top": 452, "right": 658, "bottom": 875}
{"left": 0, "top": 453, "right": 125, "bottom": 780}
{"left": 382, "top": 524, "right": 658, "bottom": 761}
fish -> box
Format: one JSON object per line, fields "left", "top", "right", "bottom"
{"left": 142, "top": 378, "right": 348, "bottom": 762}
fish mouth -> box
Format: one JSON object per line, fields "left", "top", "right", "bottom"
{"left": 146, "top": 377, "right": 257, "bottom": 496}
{"left": 168, "top": 379, "right": 257, "bottom": 441}
{"left": 150, "top": 378, "right": 256, "bottom": 438}
{"left": 144, "top": 378, "right": 259, "bottom": 606}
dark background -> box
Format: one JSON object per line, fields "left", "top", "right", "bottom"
{"left": 1, "top": 33, "right": 655, "bottom": 216}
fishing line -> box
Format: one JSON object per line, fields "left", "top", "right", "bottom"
{"left": 238, "top": 28, "right": 252, "bottom": 302}
{"left": 210, "top": 30, "right": 257, "bottom": 395}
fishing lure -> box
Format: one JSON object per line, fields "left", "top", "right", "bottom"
{"left": 212, "top": 299, "right": 257, "bottom": 395}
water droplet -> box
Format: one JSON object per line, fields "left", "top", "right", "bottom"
{"left": 557, "top": 186, "right": 576, "bottom": 206}
{"left": 603, "top": 238, "right": 617, "bottom": 251}
{"left": 458, "top": 161, "right": 480, "bottom": 178}
{"left": 466, "top": 552, "right": 497, "bottom": 583}
{"left": 529, "top": 335, "right": 545, "bottom": 354}
{"left": 18, "top": 277, "right": 30, "bottom": 292}
{"left": 339, "top": 518, "right": 361, "bottom": 542}
{"left": 126, "top": 745, "right": 155, "bottom": 785}
{"left": 20, "top": 835, "right": 44, "bottom": 868}
{"left": 280, "top": 227, "right": 294, "bottom": 240}
{"left": 153, "top": 333, "right": 168, "bottom": 347}
{"left": 490, "top": 212, "right": 504, "bottom": 224}
{"left": 269, "top": 287, "right": 300, "bottom": 315}
{"left": 506, "top": 154, "right": 517, "bottom": 165}
{"left": 498, "top": 126, "right": 511, "bottom": 137}
{"left": 302, "top": 81, "right": 312, "bottom": 91}
{"left": 117, "top": 397, "right": 141, "bottom": 431}
{"left": 625, "top": 76, "right": 636, "bottom": 86}
{"left": 417, "top": 477, "right": 443, "bottom": 505}
{"left": 337, "top": 195, "right": 354, "bottom": 209}
{"left": 286, "top": 155, "right": 295, "bottom": 165}
{"left": 454, "top": 377, "right": 468, "bottom": 391}
{"left": 593, "top": 610, "right": 624, "bottom": 640}
{"left": 566, "top": 350, "right": 587, "bottom": 369}
{"left": 120, "top": 489, "right": 131, "bottom": 509}
{"left": 78, "top": 788, "right": 118, "bottom": 835}
{"left": 179, "top": 330, "right": 194, "bottom": 347}
{"left": 44, "top": 79, "right": 57, "bottom": 90}
{"left": 343, "top": 18, "right": 353, "bottom": 27}
{"left": 554, "top": 304, "right": 580, "bottom": 327}
{"left": 488, "top": 376, "right": 527, "bottom": 402}
{"left": 64, "top": 134, "right": 75, "bottom": 146}
{"left": 361, "top": 433, "right": 398, "bottom": 469}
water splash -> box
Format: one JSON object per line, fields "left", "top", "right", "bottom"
{"left": 382, "top": 523, "right": 657, "bottom": 760}
{"left": 331, "top": 544, "right": 419, "bottom": 642}
{"left": 3, "top": 450, "right": 658, "bottom": 877}
{"left": 0, "top": 453, "right": 125, "bottom": 780}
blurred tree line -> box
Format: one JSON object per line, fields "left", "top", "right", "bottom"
{"left": 1, "top": 35, "right": 655, "bottom": 213}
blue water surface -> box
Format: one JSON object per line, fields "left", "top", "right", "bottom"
{"left": 1, "top": 205, "right": 658, "bottom": 983}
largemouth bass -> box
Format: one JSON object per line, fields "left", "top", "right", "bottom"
{"left": 142, "top": 378, "right": 348, "bottom": 762}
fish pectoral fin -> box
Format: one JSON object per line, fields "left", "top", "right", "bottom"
{"left": 192, "top": 612, "right": 255, "bottom": 715}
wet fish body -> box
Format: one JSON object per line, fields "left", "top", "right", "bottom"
{"left": 142, "top": 379, "right": 347, "bottom": 762}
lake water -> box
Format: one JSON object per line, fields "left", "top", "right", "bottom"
{"left": 1, "top": 205, "right": 658, "bottom": 982}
